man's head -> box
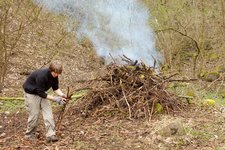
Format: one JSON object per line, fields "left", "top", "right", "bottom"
{"left": 49, "top": 61, "right": 63, "bottom": 77}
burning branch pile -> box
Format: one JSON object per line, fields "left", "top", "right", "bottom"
{"left": 78, "top": 63, "right": 187, "bottom": 119}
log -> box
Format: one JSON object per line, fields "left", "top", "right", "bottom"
{"left": 0, "top": 97, "right": 24, "bottom": 101}
{"left": 0, "top": 95, "right": 85, "bottom": 101}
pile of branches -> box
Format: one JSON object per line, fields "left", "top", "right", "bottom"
{"left": 78, "top": 63, "right": 187, "bottom": 119}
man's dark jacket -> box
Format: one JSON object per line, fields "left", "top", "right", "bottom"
{"left": 23, "top": 68, "right": 59, "bottom": 98}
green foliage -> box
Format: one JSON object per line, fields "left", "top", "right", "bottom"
{"left": 155, "top": 103, "right": 163, "bottom": 113}
{"left": 201, "top": 90, "right": 225, "bottom": 106}
{"left": 0, "top": 99, "right": 24, "bottom": 113}
{"left": 166, "top": 81, "right": 225, "bottom": 107}
{"left": 198, "top": 71, "right": 220, "bottom": 82}
{"left": 72, "top": 90, "right": 88, "bottom": 99}
{"left": 142, "top": 0, "right": 225, "bottom": 78}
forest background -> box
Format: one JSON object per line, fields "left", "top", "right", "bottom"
{"left": 1, "top": 0, "right": 225, "bottom": 149}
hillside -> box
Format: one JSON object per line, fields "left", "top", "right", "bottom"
{"left": 1, "top": 0, "right": 225, "bottom": 149}
{"left": 0, "top": 0, "right": 104, "bottom": 97}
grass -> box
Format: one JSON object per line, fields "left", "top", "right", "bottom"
{"left": 0, "top": 99, "right": 24, "bottom": 113}
{"left": 167, "top": 81, "right": 225, "bottom": 107}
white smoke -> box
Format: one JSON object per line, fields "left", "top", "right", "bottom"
{"left": 33, "top": 0, "right": 162, "bottom": 67}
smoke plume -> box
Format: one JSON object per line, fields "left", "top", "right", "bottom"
{"left": 33, "top": 0, "right": 162, "bottom": 68}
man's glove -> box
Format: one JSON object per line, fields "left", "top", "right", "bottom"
{"left": 61, "top": 93, "right": 67, "bottom": 99}
{"left": 53, "top": 96, "right": 66, "bottom": 105}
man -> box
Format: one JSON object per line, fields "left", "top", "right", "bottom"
{"left": 23, "top": 61, "right": 66, "bottom": 142}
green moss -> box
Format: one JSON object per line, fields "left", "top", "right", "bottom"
{"left": 155, "top": 103, "right": 163, "bottom": 113}
{"left": 198, "top": 71, "right": 220, "bottom": 82}
{"left": 209, "top": 53, "right": 219, "bottom": 61}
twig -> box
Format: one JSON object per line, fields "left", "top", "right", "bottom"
{"left": 149, "top": 100, "right": 155, "bottom": 121}
{"left": 167, "top": 78, "right": 198, "bottom": 82}
{"left": 109, "top": 53, "right": 117, "bottom": 64}
{"left": 120, "top": 55, "right": 138, "bottom": 66}
{"left": 163, "top": 73, "right": 179, "bottom": 80}
{"left": 121, "top": 85, "right": 132, "bottom": 119}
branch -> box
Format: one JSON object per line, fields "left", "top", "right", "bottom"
{"left": 156, "top": 27, "right": 201, "bottom": 77}
{"left": 121, "top": 84, "right": 132, "bottom": 119}
{"left": 167, "top": 78, "right": 198, "bottom": 82}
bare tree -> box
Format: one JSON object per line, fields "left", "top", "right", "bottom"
{"left": 0, "top": 1, "right": 41, "bottom": 89}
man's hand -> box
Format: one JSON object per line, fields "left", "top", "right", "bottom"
{"left": 61, "top": 93, "right": 67, "bottom": 99}
{"left": 53, "top": 96, "right": 66, "bottom": 105}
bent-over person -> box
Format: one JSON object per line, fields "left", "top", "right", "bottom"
{"left": 23, "top": 61, "right": 66, "bottom": 142}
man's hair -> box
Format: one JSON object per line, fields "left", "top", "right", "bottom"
{"left": 49, "top": 61, "right": 63, "bottom": 74}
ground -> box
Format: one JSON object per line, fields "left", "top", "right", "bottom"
{"left": 1, "top": 99, "right": 225, "bottom": 149}
{"left": 1, "top": 19, "right": 225, "bottom": 149}
{"left": 2, "top": 1, "right": 225, "bottom": 149}
{"left": 1, "top": 53, "right": 225, "bottom": 149}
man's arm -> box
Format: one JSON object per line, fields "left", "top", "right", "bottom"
{"left": 45, "top": 89, "right": 66, "bottom": 102}
{"left": 54, "top": 89, "right": 66, "bottom": 98}
{"left": 46, "top": 95, "right": 55, "bottom": 101}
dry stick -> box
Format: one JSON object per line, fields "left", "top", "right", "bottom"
{"left": 124, "top": 86, "right": 143, "bottom": 99}
{"left": 120, "top": 55, "right": 138, "bottom": 66}
{"left": 163, "top": 73, "right": 179, "bottom": 80}
{"left": 167, "top": 78, "right": 198, "bottom": 82}
{"left": 149, "top": 99, "right": 155, "bottom": 121}
{"left": 109, "top": 53, "right": 117, "bottom": 64}
{"left": 165, "top": 103, "right": 169, "bottom": 113}
{"left": 121, "top": 85, "right": 132, "bottom": 119}
{"left": 56, "top": 87, "right": 72, "bottom": 132}
{"left": 93, "top": 106, "right": 108, "bottom": 117}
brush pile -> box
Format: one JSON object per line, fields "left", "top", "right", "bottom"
{"left": 77, "top": 63, "right": 187, "bottom": 119}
